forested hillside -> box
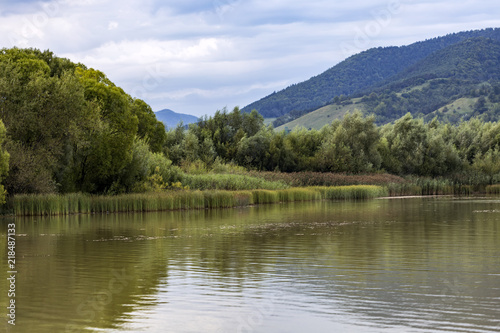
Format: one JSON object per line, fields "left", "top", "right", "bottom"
{"left": 273, "top": 34, "right": 500, "bottom": 128}
{"left": 242, "top": 28, "right": 500, "bottom": 121}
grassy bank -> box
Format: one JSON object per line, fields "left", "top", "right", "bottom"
{"left": 8, "top": 185, "right": 386, "bottom": 216}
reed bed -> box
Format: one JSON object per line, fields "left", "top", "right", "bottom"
{"left": 251, "top": 190, "right": 280, "bottom": 204}
{"left": 9, "top": 185, "right": 387, "bottom": 216}
{"left": 203, "top": 190, "right": 253, "bottom": 208}
{"left": 246, "top": 171, "right": 406, "bottom": 187}
{"left": 277, "top": 188, "right": 322, "bottom": 202}
{"left": 11, "top": 190, "right": 254, "bottom": 216}
{"left": 486, "top": 184, "right": 500, "bottom": 194}
{"left": 89, "top": 191, "right": 208, "bottom": 214}
{"left": 385, "top": 182, "right": 423, "bottom": 196}
{"left": 314, "top": 185, "right": 388, "bottom": 200}
{"left": 182, "top": 173, "right": 288, "bottom": 191}
{"left": 386, "top": 179, "right": 475, "bottom": 196}
{"left": 12, "top": 193, "right": 91, "bottom": 216}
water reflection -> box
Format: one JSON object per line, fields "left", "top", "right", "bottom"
{"left": 1, "top": 198, "right": 499, "bottom": 332}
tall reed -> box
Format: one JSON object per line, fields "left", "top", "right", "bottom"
{"left": 277, "top": 188, "right": 322, "bottom": 202}
{"left": 486, "top": 185, "right": 500, "bottom": 194}
{"left": 314, "top": 185, "right": 388, "bottom": 200}
{"left": 386, "top": 179, "right": 475, "bottom": 196}
{"left": 11, "top": 193, "right": 91, "bottom": 216}
{"left": 9, "top": 185, "right": 388, "bottom": 216}
{"left": 246, "top": 171, "right": 405, "bottom": 187}
{"left": 182, "top": 173, "right": 288, "bottom": 190}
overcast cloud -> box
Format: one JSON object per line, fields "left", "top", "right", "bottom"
{"left": 1, "top": 0, "right": 500, "bottom": 116}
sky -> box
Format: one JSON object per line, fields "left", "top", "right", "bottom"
{"left": 1, "top": 0, "right": 500, "bottom": 117}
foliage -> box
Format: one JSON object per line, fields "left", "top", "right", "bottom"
{"left": 0, "top": 50, "right": 86, "bottom": 193}
{"left": 472, "top": 147, "right": 500, "bottom": 184}
{"left": 0, "top": 47, "right": 166, "bottom": 195}
{"left": 379, "top": 114, "right": 461, "bottom": 176}
{"left": 166, "top": 108, "right": 500, "bottom": 185}
{"left": 315, "top": 112, "right": 381, "bottom": 172}
{"left": 188, "top": 107, "right": 264, "bottom": 162}
{"left": 117, "top": 139, "right": 182, "bottom": 194}
{"left": 0, "top": 120, "right": 9, "bottom": 203}
{"left": 314, "top": 185, "right": 388, "bottom": 200}
{"left": 4, "top": 46, "right": 500, "bottom": 204}
{"left": 131, "top": 99, "right": 166, "bottom": 153}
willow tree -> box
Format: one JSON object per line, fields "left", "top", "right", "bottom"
{"left": 316, "top": 111, "right": 381, "bottom": 173}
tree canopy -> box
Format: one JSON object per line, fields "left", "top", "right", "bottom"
{"left": 0, "top": 48, "right": 168, "bottom": 194}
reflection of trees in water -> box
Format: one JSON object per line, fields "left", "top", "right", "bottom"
{"left": 6, "top": 213, "right": 171, "bottom": 332}
{"left": 5, "top": 198, "right": 500, "bottom": 332}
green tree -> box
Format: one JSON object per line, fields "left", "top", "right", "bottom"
{"left": 381, "top": 113, "right": 427, "bottom": 175}
{"left": 117, "top": 138, "right": 182, "bottom": 193}
{"left": 285, "top": 127, "right": 322, "bottom": 171}
{"left": 199, "top": 137, "right": 216, "bottom": 166}
{"left": 182, "top": 131, "right": 201, "bottom": 163}
{"left": 452, "top": 117, "right": 486, "bottom": 163}
{"left": 0, "top": 50, "right": 86, "bottom": 193}
{"left": 236, "top": 128, "right": 272, "bottom": 170}
{"left": 131, "top": 99, "right": 166, "bottom": 153}
{"left": 267, "top": 130, "right": 296, "bottom": 172}
{"left": 163, "top": 123, "right": 186, "bottom": 165}
{"left": 419, "top": 119, "right": 461, "bottom": 176}
{"left": 0, "top": 120, "right": 9, "bottom": 203}
{"left": 192, "top": 107, "right": 264, "bottom": 163}
{"left": 472, "top": 147, "right": 500, "bottom": 184}
{"left": 242, "top": 109, "right": 264, "bottom": 137}
{"left": 74, "top": 67, "right": 139, "bottom": 193}
{"left": 316, "top": 111, "right": 381, "bottom": 173}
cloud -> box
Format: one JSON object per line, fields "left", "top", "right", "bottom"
{"left": 1, "top": 0, "right": 500, "bottom": 116}
{"left": 108, "top": 21, "right": 119, "bottom": 30}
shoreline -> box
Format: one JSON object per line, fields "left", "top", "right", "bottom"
{"left": 4, "top": 186, "right": 386, "bottom": 217}
{"left": 3, "top": 184, "right": 499, "bottom": 217}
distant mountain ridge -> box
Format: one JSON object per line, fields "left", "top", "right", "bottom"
{"left": 274, "top": 35, "right": 500, "bottom": 130}
{"left": 241, "top": 28, "right": 500, "bottom": 124}
{"left": 154, "top": 109, "right": 199, "bottom": 128}
{"left": 371, "top": 37, "right": 500, "bottom": 90}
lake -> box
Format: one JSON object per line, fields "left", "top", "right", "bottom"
{"left": 1, "top": 197, "right": 500, "bottom": 332}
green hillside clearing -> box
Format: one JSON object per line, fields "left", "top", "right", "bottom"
{"left": 275, "top": 102, "right": 365, "bottom": 131}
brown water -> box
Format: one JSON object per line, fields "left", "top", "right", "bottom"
{"left": 1, "top": 197, "right": 500, "bottom": 333}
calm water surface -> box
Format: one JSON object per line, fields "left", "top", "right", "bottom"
{"left": 1, "top": 197, "right": 500, "bottom": 332}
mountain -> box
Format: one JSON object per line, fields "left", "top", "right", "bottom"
{"left": 241, "top": 28, "right": 500, "bottom": 125}
{"left": 154, "top": 109, "right": 199, "bottom": 129}
{"left": 275, "top": 36, "right": 500, "bottom": 130}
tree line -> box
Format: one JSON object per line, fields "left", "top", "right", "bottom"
{"left": 167, "top": 107, "right": 500, "bottom": 185}
{"left": 0, "top": 48, "right": 500, "bottom": 201}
